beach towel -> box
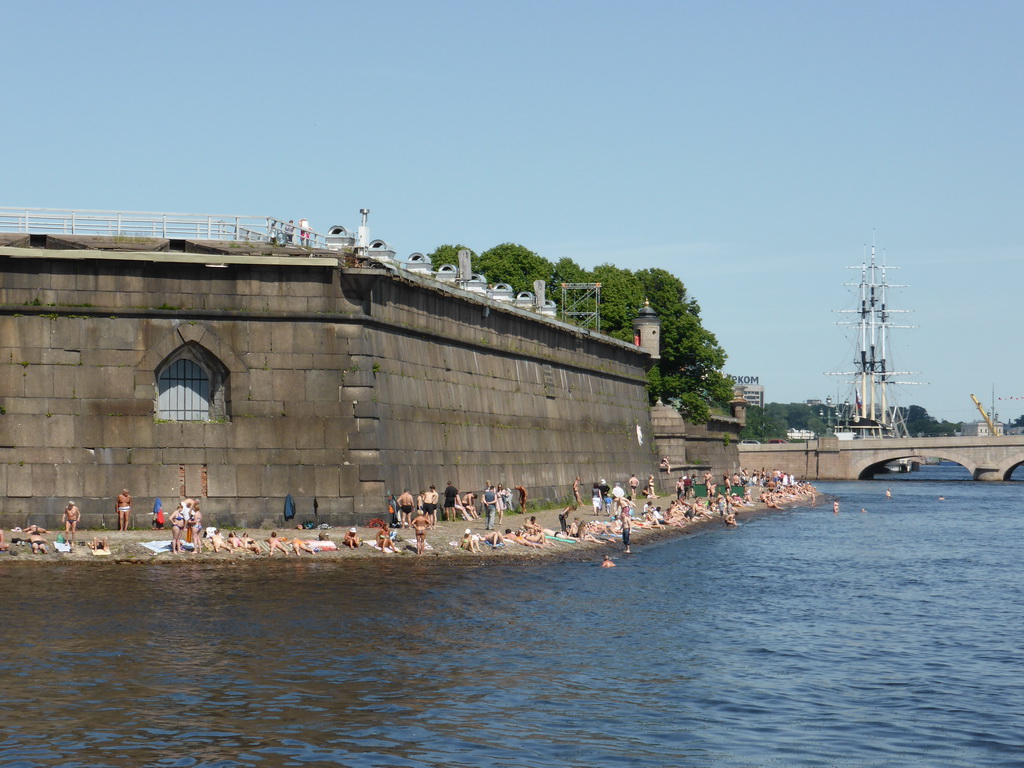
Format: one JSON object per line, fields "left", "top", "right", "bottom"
{"left": 284, "top": 493, "right": 296, "bottom": 521}
{"left": 55, "top": 541, "right": 71, "bottom": 553}
{"left": 141, "top": 540, "right": 194, "bottom": 554}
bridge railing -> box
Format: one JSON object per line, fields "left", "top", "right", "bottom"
{"left": 0, "top": 207, "right": 331, "bottom": 250}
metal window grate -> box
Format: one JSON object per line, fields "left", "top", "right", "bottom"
{"left": 158, "top": 359, "right": 210, "bottom": 421}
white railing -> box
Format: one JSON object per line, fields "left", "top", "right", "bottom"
{"left": 0, "top": 207, "right": 331, "bottom": 250}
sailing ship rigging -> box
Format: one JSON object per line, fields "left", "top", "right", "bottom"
{"left": 828, "top": 240, "right": 918, "bottom": 439}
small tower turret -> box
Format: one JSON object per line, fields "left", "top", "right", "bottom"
{"left": 632, "top": 299, "right": 661, "bottom": 360}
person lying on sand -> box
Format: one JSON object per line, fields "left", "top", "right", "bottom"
{"left": 266, "top": 532, "right": 290, "bottom": 556}
{"left": 292, "top": 537, "right": 316, "bottom": 555}
{"left": 30, "top": 531, "right": 50, "bottom": 554}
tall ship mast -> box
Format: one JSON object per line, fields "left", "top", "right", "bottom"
{"left": 828, "top": 241, "right": 916, "bottom": 439}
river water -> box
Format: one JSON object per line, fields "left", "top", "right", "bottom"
{"left": 2, "top": 465, "right": 1022, "bottom": 767}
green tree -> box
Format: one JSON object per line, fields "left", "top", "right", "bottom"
{"left": 595, "top": 265, "right": 732, "bottom": 422}
{"left": 475, "top": 243, "right": 554, "bottom": 295}
{"left": 739, "top": 406, "right": 787, "bottom": 441}
{"left": 426, "top": 244, "right": 475, "bottom": 269}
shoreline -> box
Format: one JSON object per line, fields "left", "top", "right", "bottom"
{"left": 1, "top": 496, "right": 822, "bottom": 566}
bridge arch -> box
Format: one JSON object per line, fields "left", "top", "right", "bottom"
{"left": 853, "top": 451, "right": 980, "bottom": 480}
{"left": 997, "top": 452, "right": 1024, "bottom": 481}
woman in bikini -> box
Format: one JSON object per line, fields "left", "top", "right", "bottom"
{"left": 170, "top": 502, "right": 188, "bottom": 553}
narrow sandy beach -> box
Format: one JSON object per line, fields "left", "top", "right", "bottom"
{"left": 2, "top": 496, "right": 818, "bottom": 565}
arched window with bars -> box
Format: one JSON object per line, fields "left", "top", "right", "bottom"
{"left": 155, "top": 343, "right": 229, "bottom": 422}
{"left": 158, "top": 359, "right": 211, "bottom": 420}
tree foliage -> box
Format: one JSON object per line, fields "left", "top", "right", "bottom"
{"left": 424, "top": 241, "right": 733, "bottom": 423}
{"left": 742, "top": 401, "right": 961, "bottom": 439}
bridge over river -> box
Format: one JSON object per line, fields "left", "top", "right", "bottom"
{"left": 738, "top": 435, "right": 1024, "bottom": 481}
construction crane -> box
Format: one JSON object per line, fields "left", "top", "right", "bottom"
{"left": 970, "top": 394, "right": 1000, "bottom": 436}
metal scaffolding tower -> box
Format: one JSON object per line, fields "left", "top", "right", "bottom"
{"left": 560, "top": 282, "right": 601, "bottom": 330}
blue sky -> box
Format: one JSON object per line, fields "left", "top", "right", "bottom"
{"left": 5, "top": 1, "right": 1022, "bottom": 424}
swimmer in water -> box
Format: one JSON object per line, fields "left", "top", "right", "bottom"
{"left": 885, "top": 488, "right": 892, "bottom": 499}
{"left": 601, "top": 555, "right": 616, "bottom": 568}
{"left": 833, "top": 500, "right": 840, "bottom": 515}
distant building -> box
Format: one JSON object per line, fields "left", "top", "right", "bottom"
{"left": 960, "top": 420, "right": 1004, "bottom": 437}
{"left": 736, "top": 384, "right": 764, "bottom": 408}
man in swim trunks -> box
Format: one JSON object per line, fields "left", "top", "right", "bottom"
{"left": 30, "top": 530, "right": 50, "bottom": 554}
{"left": 397, "top": 489, "right": 414, "bottom": 529}
{"left": 423, "top": 485, "right": 439, "bottom": 528}
{"left": 62, "top": 500, "right": 81, "bottom": 548}
{"left": 628, "top": 474, "right": 639, "bottom": 500}
{"left": 116, "top": 488, "right": 132, "bottom": 531}
{"left": 572, "top": 476, "right": 583, "bottom": 506}
{"left": 411, "top": 510, "right": 430, "bottom": 554}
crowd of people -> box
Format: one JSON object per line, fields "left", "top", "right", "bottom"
{"left": 1, "top": 468, "right": 818, "bottom": 560}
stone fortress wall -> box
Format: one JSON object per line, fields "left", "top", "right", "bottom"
{"left": 0, "top": 235, "right": 660, "bottom": 530}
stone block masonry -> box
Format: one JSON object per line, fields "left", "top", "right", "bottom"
{"left": 0, "top": 240, "right": 659, "bottom": 529}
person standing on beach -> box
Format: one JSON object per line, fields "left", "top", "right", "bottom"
{"left": 411, "top": 510, "right": 430, "bottom": 554}
{"left": 62, "top": 501, "right": 80, "bottom": 549}
{"left": 397, "top": 490, "right": 414, "bottom": 529}
{"left": 443, "top": 481, "right": 459, "bottom": 522}
{"left": 189, "top": 502, "right": 203, "bottom": 555}
{"left": 482, "top": 484, "right": 498, "bottom": 530}
{"left": 628, "top": 474, "right": 639, "bottom": 500}
{"left": 423, "top": 485, "right": 439, "bottom": 529}
{"left": 572, "top": 476, "right": 583, "bottom": 506}
{"left": 515, "top": 485, "right": 527, "bottom": 514}
{"left": 116, "top": 488, "right": 132, "bottom": 531}
{"left": 620, "top": 507, "right": 632, "bottom": 554}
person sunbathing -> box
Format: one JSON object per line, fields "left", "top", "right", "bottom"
{"left": 342, "top": 528, "right": 361, "bottom": 550}
{"left": 30, "top": 531, "right": 49, "bottom": 554}
{"left": 459, "top": 529, "right": 482, "bottom": 553}
{"left": 643, "top": 511, "right": 664, "bottom": 528}
{"left": 266, "top": 532, "right": 290, "bottom": 556}
{"left": 504, "top": 529, "right": 544, "bottom": 549}
{"left": 376, "top": 527, "right": 399, "bottom": 553}
{"left": 520, "top": 528, "right": 551, "bottom": 547}
{"left": 292, "top": 537, "right": 316, "bottom": 555}
{"left": 208, "top": 529, "right": 229, "bottom": 553}
{"left": 89, "top": 537, "right": 110, "bottom": 554}
{"left": 23, "top": 524, "right": 50, "bottom": 535}
{"left": 481, "top": 530, "right": 506, "bottom": 547}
